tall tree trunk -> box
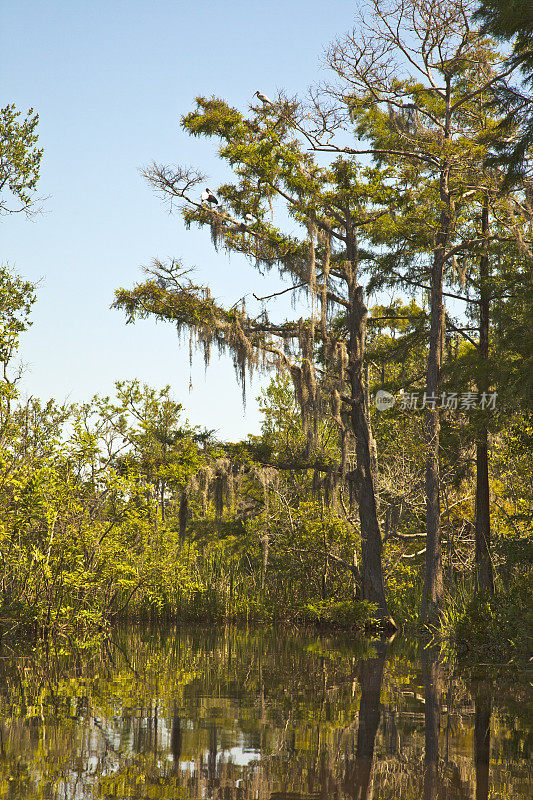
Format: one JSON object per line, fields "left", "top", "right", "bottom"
{"left": 348, "top": 287, "right": 395, "bottom": 629}
{"left": 321, "top": 499, "right": 329, "bottom": 600}
{"left": 421, "top": 238, "right": 445, "bottom": 624}
{"left": 178, "top": 491, "right": 188, "bottom": 546}
{"left": 475, "top": 194, "right": 494, "bottom": 594}
{"left": 421, "top": 79, "right": 452, "bottom": 625}
{"left": 261, "top": 530, "right": 269, "bottom": 591}
{"left": 364, "top": 362, "right": 379, "bottom": 505}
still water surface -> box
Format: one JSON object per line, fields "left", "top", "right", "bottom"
{"left": 0, "top": 626, "right": 531, "bottom": 799}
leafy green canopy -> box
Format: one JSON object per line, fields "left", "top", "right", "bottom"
{"left": 0, "top": 104, "right": 43, "bottom": 216}
{"left": 0, "top": 264, "right": 35, "bottom": 367}
{"left": 474, "top": 1, "right": 533, "bottom": 180}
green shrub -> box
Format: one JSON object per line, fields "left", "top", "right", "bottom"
{"left": 296, "top": 599, "right": 377, "bottom": 629}
{"left": 439, "top": 577, "right": 533, "bottom": 665}
{"left": 386, "top": 558, "right": 422, "bottom": 627}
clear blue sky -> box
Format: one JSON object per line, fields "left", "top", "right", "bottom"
{"left": 1, "top": 0, "right": 361, "bottom": 440}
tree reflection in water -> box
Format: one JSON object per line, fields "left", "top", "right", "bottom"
{"left": 344, "top": 639, "right": 388, "bottom": 800}
{"left": 474, "top": 687, "right": 491, "bottom": 800}
{"left": 0, "top": 626, "right": 530, "bottom": 800}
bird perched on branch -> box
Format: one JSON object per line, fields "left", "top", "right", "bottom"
{"left": 238, "top": 213, "right": 255, "bottom": 232}
{"left": 255, "top": 90, "right": 272, "bottom": 106}
{"left": 201, "top": 188, "right": 218, "bottom": 205}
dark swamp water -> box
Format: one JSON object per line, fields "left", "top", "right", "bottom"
{"left": 0, "top": 626, "right": 531, "bottom": 799}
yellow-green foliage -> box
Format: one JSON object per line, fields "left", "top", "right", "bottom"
{"left": 0, "top": 382, "right": 205, "bottom": 640}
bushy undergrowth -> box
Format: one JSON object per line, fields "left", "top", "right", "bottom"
{"left": 0, "top": 375, "right": 530, "bottom": 661}
{"left": 296, "top": 599, "right": 377, "bottom": 629}
{"left": 385, "top": 558, "right": 422, "bottom": 627}
{"left": 439, "top": 575, "right": 533, "bottom": 665}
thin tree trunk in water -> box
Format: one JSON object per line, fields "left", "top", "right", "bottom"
{"left": 475, "top": 194, "right": 494, "bottom": 595}
{"left": 344, "top": 639, "right": 389, "bottom": 800}
{"left": 421, "top": 256, "right": 445, "bottom": 624}
{"left": 321, "top": 498, "right": 328, "bottom": 600}
{"left": 261, "top": 531, "right": 269, "bottom": 591}
{"left": 421, "top": 80, "right": 452, "bottom": 624}
{"left": 348, "top": 287, "right": 395, "bottom": 629}
{"left": 364, "top": 363, "right": 379, "bottom": 506}
{"left": 178, "top": 492, "right": 188, "bottom": 547}
{"left": 474, "top": 688, "right": 491, "bottom": 800}
{"left": 207, "top": 722, "right": 217, "bottom": 788}
{"left": 421, "top": 644, "right": 442, "bottom": 800}
{"left": 475, "top": 431, "right": 493, "bottom": 592}
{"left": 353, "top": 548, "right": 360, "bottom": 600}
{"left": 171, "top": 704, "right": 182, "bottom": 772}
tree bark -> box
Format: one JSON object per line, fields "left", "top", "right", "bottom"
{"left": 348, "top": 287, "right": 395, "bottom": 629}
{"left": 364, "top": 362, "right": 379, "bottom": 505}
{"left": 475, "top": 194, "right": 494, "bottom": 595}
{"left": 261, "top": 531, "right": 269, "bottom": 591}
{"left": 160, "top": 480, "right": 166, "bottom": 522}
{"left": 178, "top": 491, "right": 188, "bottom": 546}
{"left": 421, "top": 241, "right": 445, "bottom": 624}
{"left": 421, "top": 79, "right": 452, "bottom": 625}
